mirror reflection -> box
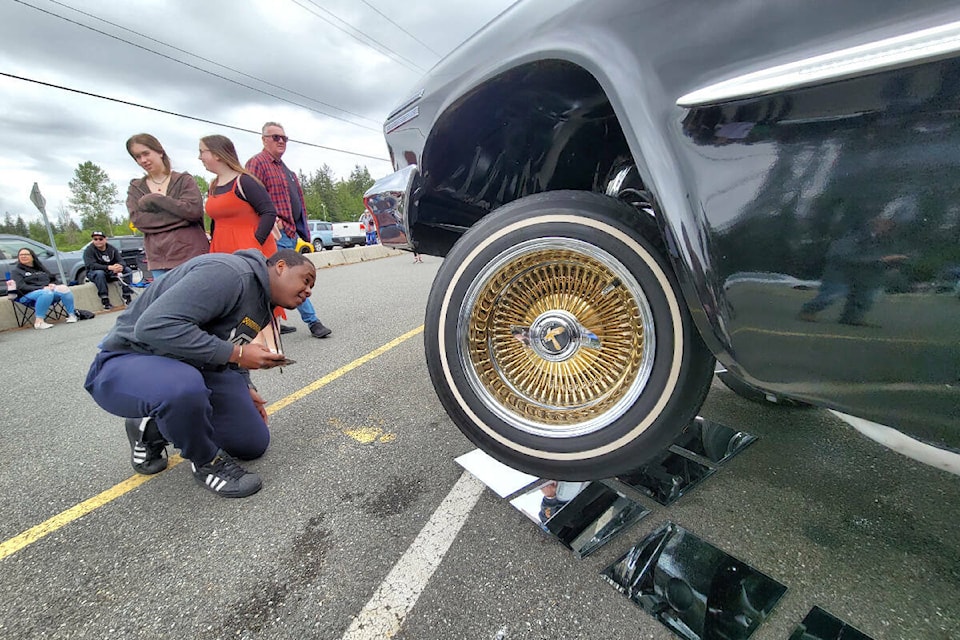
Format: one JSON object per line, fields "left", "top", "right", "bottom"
{"left": 789, "top": 606, "right": 874, "bottom": 640}
{"left": 455, "top": 448, "right": 539, "bottom": 498}
{"left": 615, "top": 449, "right": 715, "bottom": 506}
{"left": 671, "top": 417, "right": 758, "bottom": 464}
{"left": 602, "top": 522, "right": 787, "bottom": 640}
{"left": 510, "top": 481, "right": 649, "bottom": 558}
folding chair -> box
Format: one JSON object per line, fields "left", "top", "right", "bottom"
{"left": 8, "top": 292, "right": 67, "bottom": 328}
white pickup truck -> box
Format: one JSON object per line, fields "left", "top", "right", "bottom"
{"left": 331, "top": 220, "right": 366, "bottom": 248}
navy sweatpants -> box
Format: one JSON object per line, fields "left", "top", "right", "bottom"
{"left": 85, "top": 351, "right": 269, "bottom": 465}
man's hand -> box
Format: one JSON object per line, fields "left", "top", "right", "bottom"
{"left": 236, "top": 342, "right": 288, "bottom": 370}
{"left": 249, "top": 388, "right": 268, "bottom": 424}
{"left": 108, "top": 264, "right": 124, "bottom": 274}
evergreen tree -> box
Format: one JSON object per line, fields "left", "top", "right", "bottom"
{"left": 68, "top": 161, "right": 119, "bottom": 232}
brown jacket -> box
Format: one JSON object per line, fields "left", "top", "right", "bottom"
{"left": 126, "top": 171, "right": 209, "bottom": 270}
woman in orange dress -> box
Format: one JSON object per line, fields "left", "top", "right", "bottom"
{"left": 199, "top": 134, "right": 278, "bottom": 257}
{"left": 200, "top": 134, "right": 285, "bottom": 352}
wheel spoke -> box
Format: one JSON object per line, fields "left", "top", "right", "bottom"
{"left": 459, "top": 239, "right": 656, "bottom": 438}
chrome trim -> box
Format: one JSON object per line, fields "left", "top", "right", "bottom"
{"left": 677, "top": 20, "right": 960, "bottom": 107}
{"left": 830, "top": 410, "right": 960, "bottom": 476}
{"left": 387, "top": 89, "right": 424, "bottom": 120}
{"left": 385, "top": 105, "right": 419, "bottom": 134}
{"left": 362, "top": 165, "right": 418, "bottom": 250}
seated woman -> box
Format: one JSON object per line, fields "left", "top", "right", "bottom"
{"left": 11, "top": 247, "right": 78, "bottom": 329}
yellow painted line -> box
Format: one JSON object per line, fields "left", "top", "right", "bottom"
{"left": 0, "top": 453, "right": 176, "bottom": 561}
{"left": 0, "top": 325, "right": 424, "bottom": 561}
{"left": 267, "top": 325, "right": 424, "bottom": 414}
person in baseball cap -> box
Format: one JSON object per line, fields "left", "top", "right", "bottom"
{"left": 83, "top": 232, "right": 134, "bottom": 309}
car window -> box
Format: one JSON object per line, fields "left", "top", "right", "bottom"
{"left": 0, "top": 238, "right": 49, "bottom": 259}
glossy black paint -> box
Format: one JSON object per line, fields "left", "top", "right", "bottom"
{"left": 379, "top": 0, "right": 960, "bottom": 445}
{"left": 681, "top": 59, "right": 960, "bottom": 444}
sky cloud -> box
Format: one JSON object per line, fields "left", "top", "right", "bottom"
{"left": 0, "top": 0, "right": 515, "bottom": 223}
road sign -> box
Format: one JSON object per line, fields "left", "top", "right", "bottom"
{"left": 28, "top": 183, "right": 67, "bottom": 285}
{"left": 29, "top": 182, "right": 46, "bottom": 212}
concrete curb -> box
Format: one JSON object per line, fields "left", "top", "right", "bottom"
{"left": 1, "top": 245, "right": 405, "bottom": 332}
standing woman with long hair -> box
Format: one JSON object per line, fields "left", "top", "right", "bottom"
{"left": 125, "top": 133, "right": 209, "bottom": 281}
{"left": 199, "top": 134, "right": 278, "bottom": 257}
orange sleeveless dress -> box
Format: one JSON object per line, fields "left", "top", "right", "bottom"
{"left": 206, "top": 177, "right": 278, "bottom": 257}
{"left": 206, "top": 176, "right": 285, "bottom": 325}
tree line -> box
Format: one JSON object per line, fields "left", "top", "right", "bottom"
{"left": 2, "top": 161, "right": 375, "bottom": 251}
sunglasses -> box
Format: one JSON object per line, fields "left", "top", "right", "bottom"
{"left": 264, "top": 134, "right": 289, "bottom": 143}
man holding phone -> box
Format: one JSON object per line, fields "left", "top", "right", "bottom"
{"left": 84, "top": 248, "right": 316, "bottom": 498}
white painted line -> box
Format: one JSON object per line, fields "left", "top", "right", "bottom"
{"left": 340, "top": 471, "right": 486, "bottom": 639}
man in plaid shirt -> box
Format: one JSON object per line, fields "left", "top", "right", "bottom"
{"left": 246, "top": 122, "right": 331, "bottom": 339}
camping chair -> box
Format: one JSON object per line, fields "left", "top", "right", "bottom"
{"left": 7, "top": 288, "right": 68, "bottom": 328}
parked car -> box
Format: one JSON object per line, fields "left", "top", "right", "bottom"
{"left": 0, "top": 234, "right": 87, "bottom": 285}
{"left": 332, "top": 219, "right": 366, "bottom": 248}
{"left": 365, "top": 0, "right": 960, "bottom": 480}
{"left": 295, "top": 237, "right": 314, "bottom": 255}
{"left": 307, "top": 220, "right": 334, "bottom": 251}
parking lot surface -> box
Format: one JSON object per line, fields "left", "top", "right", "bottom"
{"left": 0, "top": 254, "right": 957, "bottom": 640}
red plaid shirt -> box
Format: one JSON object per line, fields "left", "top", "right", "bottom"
{"left": 245, "top": 150, "right": 306, "bottom": 240}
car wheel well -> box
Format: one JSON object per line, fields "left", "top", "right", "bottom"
{"left": 415, "top": 59, "right": 653, "bottom": 256}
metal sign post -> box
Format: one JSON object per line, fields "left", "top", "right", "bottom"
{"left": 29, "top": 182, "right": 67, "bottom": 284}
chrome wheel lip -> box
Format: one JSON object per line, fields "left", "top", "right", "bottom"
{"left": 458, "top": 237, "right": 657, "bottom": 439}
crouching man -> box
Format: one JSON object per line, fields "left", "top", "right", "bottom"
{"left": 84, "top": 248, "right": 316, "bottom": 498}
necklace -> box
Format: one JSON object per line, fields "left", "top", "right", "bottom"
{"left": 148, "top": 174, "right": 169, "bottom": 186}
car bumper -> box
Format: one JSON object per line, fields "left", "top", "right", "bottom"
{"left": 334, "top": 236, "right": 366, "bottom": 246}
{"left": 363, "top": 165, "right": 418, "bottom": 250}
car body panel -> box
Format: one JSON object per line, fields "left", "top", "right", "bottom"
{"left": 370, "top": 0, "right": 960, "bottom": 450}
{"left": 306, "top": 220, "right": 334, "bottom": 249}
{"left": 332, "top": 220, "right": 366, "bottom": 248}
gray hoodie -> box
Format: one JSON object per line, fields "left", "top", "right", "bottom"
{"left": 99, "top": 250, "right": 273, "bottom": 370}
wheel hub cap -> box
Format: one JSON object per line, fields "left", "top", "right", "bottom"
{"left": 459, "top": 238, "right": 656, "bottom": 439}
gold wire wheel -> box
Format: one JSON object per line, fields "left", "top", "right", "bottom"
{"left": 459, "top": 238, "right": 656, "bottom": 438}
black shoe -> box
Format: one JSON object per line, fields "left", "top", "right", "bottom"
{"left": 124, "top": 417, "right": 168, "bottom": 475}
{"left": 122, "top": 295, "right": 132, "bottom": 305}
{"left": 309, "top": 321, "right": 332, "bottom": 338}
{"left": 191, "top": 450, "right": 262, "bottom": 498}
{"left": 101, "top": 298, "right": 113, "bottom": 310}
{"left": 279, "top": 324, "right": 297, "bottom": 334}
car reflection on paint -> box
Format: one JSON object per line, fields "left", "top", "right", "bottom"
{"left": 723, "top": 272, "right": 821, "bottom": 291}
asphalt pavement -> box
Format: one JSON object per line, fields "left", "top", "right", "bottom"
{"left": 0, "top": 252, "right": 956, "bottom": 640}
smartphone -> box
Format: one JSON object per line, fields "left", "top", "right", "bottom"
{"left": 277, "top": 358, "right": 297, "bottom": 366}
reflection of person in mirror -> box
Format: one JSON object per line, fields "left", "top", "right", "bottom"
{"left": 538, "top": 481, "right": 585, "bottom": 524}
{"left": 799, "top": 200, "right": 911, "bottom": 327}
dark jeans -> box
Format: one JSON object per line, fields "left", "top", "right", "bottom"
{"left": 88, "top": 267, "right": 134, "bottom": 299}
{"left": 84, "top": 351, "right": 269, "bottom": 465}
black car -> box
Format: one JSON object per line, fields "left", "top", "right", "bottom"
{"left": 365, "top": 0, "right": 960, "bottom": 479}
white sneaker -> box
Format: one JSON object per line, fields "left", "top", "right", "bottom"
{"left": 66, "top": 314, "right": 78, "bottom": 323}
{"left": 34, "top": 320, "right": 53, "bottom": 330}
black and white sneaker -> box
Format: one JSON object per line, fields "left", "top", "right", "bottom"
{"left": 191, "top": 450, "right": 262, "bottom": 498}
{"left": 124, "top": 417, "right": 168, "bottom": 475}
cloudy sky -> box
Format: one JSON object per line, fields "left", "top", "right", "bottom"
{"left": 0, "top": 0, "right": 516, "bottom": 224}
